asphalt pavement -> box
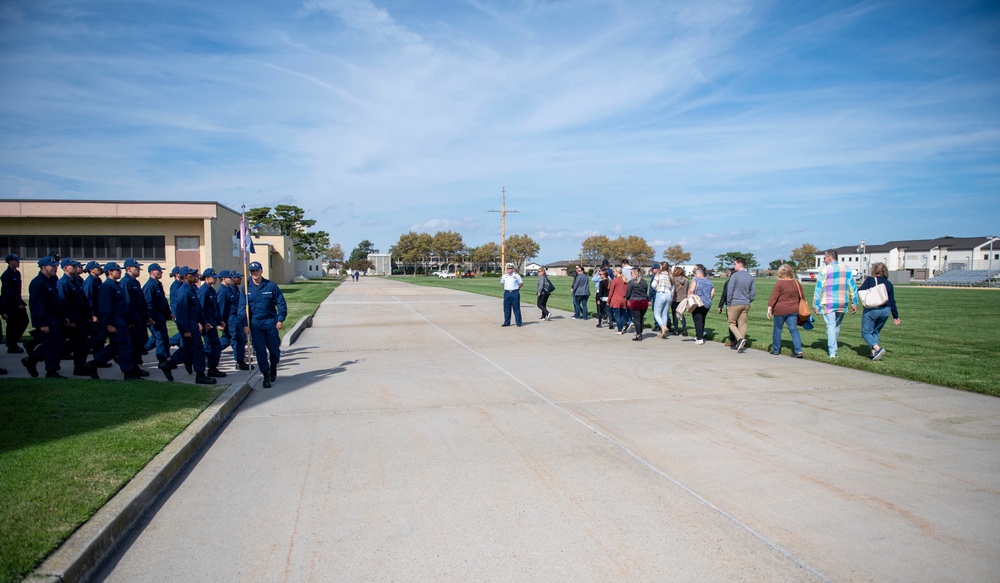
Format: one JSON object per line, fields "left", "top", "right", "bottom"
{"left": 88, "top": 277, "right": 1000, "bottom": 582}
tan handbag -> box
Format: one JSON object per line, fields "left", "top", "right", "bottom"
{"left": 796, "top": 282, "right": 811, "bottom": 325}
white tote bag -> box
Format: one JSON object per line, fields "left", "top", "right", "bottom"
{"left": 858, "top": 278, "right": 889, "bottom": 308}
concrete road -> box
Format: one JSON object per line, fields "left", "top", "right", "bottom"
{"left": 95, "top": 277, "right": 1000, "bottom": 582}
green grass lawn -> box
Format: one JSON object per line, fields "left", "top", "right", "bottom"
{"left": 277, "top": 278, "right": 342, "bottom": 337}
{"left": 391, "top": 275, "right": 1000, "bottom": 397}
{"left": 0, "top": 379, "right": 223, "bottom": 583}
{"left": 0, "top": 277, "right": 340, "bottom": 583}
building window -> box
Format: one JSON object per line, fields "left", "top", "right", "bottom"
{"left": 0, "top": 235, "right": 165, "bottom": 261}
{"left": 176, "top": 237, "right": 199, "bottom": 250}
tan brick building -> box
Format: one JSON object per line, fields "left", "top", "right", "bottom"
{"left": 0, "top": 200, "right": 296, "bottom": 283}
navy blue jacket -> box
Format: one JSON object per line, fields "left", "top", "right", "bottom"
{"left": 238, "top": 278, "right": 287, "bottom": 324}
{"left": 143, "top": 278, "right": 171, "bottom": 323}
{"left": 169, "top": 279, "right": 184, "bottom": 317}
{"left": 122, "top": 273, "right": 149, "bottom": 325}
{"left": 58, "top": 273, "right": 92, "bottom": 328}
{"left": 1, "top": 266, "right": 24, "bottom": 312}
{"left": 218, "top": 283, "right": 239, "bottom": 324}
{"left": 172, "top": 283, "right": 204, "bottom": 335}
{"left": 98, "top": 278, "right": 129, "bottom": 329}
{"left": 29, "top": 272, "right": 62, "bottom": 328}
{"left": 197, "top": 282, "right": 222, "bottom": 327}
{"left": 84, "top": 274, "right": 102, "bottom": 318}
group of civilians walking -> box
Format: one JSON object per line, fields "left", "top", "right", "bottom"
{"left": 517, "top": 249, "right": 901, "bottom": 360}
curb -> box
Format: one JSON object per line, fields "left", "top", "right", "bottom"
{"left": 281, "top": 314, "right": 313, "bottom": 349}
{"left": 25, "top": 379, "right": 252, "bottom": 583}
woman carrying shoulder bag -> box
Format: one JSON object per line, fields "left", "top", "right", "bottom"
{"left": 536, "top": 267, "right": 554, "bottom": 320}
{"left": 625, "top": 267, "right": 649, "bottom": 341}
{"left": 859, "top": 262, "right": 900, "bottom": 361}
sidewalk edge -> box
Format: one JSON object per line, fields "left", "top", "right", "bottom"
{"left": 25, "top": 379, "right": 252, "bottom": 583}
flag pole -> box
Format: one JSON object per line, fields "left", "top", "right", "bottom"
{"left": 241, "top": 205, "right": 255, "bottom": 369}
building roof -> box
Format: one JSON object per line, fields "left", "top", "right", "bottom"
{"left": 0, "top": 199, "right": 241, "bottom": 220}
{"left": 816, "top": 236, "right": 996, "bottom": 255}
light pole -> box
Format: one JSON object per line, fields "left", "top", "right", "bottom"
{"left": 990, "top": 237, "right": 996, "bottom": 273}
{"left": 857, "top": 239, "right": 866, "bottom": 276}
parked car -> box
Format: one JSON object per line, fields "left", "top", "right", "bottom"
{"left": 434, "top": 270, "right": 457, "bottom": 278}
{"left": 462, "top": 270, "right": 476, "bottom": 278}
{"left": 797, "top": 269, "right": 819, "bottom": 283}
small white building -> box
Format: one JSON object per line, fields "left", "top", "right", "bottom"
{"left": 814, "top": 236, "right": 1000, "bottom": 280}
{"left": 367, "top": 253, "right": 392, "bottom": 276}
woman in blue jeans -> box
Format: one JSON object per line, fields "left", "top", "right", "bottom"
{"left": 859, "top": 262, "right": 900, "bottom": 361}
{"left": 766, "top": 264, "right": 804, "bottom": 357}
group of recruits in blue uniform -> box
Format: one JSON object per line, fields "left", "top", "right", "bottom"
{"left": 1, "top": 253, "right": 287, "bottom": 388}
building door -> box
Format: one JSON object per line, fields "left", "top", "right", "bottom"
{"left": 175, "top": 236, "right": 200, "bottom": 270}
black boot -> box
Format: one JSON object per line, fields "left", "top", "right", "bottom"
{"left": 269, "top": 358, "right": 278, "bottom": 382}
{"left": 237, "top": 361, "right": 250, "bottom": 371}
{"left": 195, "top": 372, "right": 217, "bottom": 385}
{"left": 207, "top": 368, "right": 227, "bottom": 378}
{"left": 123, "top": 369, "right": 145, "bottom": 380}
{"left": 22, "top": 357, "right": 38, "bottom": 378}
{"left": 158, "top": 360, "right": 174, "bottom": 381}
{"left": 45, "top": 370, "right": 67, "bottom": 379}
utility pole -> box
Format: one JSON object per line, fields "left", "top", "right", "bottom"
{"left": 488, "top": 187, "right": 518, "bottom": 270}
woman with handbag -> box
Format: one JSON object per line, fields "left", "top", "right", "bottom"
{"left": 766, "top": 264, "right": 804, "bottom": 358}
{"left": 625, "top": 267, "right": 649, "bottom": 341}
{"left": 859, "top": 262, "right": 900, "bottom": 361}
{"left": 687, "top": 266, "right": 715, "bottom": 344}
{"left": 536, "top": 267, "right": 553, "bottom": 320}
{"left": 608, "top": 267, "right": 628, "bottom": 334}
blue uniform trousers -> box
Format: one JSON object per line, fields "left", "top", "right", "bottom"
{"left": 170, "top": 329, "right": 205, "bottom": 373}
{"left": 128, "top": 323, "right": 148, "bottom": 368}
{"left": 203, "top": 327, "right": 221, "bottom": 369}
{"left": 93, "top": 328, "right": 134, "bottom": 373}
{"left": 65, "top": 324, "right": 91, "bottom": 368}
{"left": 249, "top": 319, "right": 280, "bottom": 375}
{"left": 223, "top": 317, "right": 247, "bottom": 364}
{"left": 31, "top": 325, "right": 63, "bottom": 372}
{"left": 146, "top": 320, "right": 171, "bottom": 361}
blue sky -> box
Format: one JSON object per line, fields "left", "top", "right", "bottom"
{"left": 1, "top": 0, "right": 998, "bottom": 266}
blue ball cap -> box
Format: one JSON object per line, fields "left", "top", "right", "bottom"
{"left": 201, "top": 267, "right": 218, "bottom": 279}
{"left": 5, "top": 253, "right": 21, "bottom": 262}
{"left": 218, "top": 270, "right": 232, "bottom": 279}
{"left": 248, "top": 261, "right": 263, "bottom": 271}
{"left": 180, "top": 266, "right": 199, "bottom": 277}
{"left": 60, "top": 257, "right": 76, "bottom": 268}
{"left": 169, "top": 266, "right": 180, "bottom": 276}
{"left": 147, "top": 263, "right": 163, "bottom": 273}
{"left": 38, "top": 256, "right": 59, "bottom": 267}
{"left": 232, "top": 271, "right": 243, "bottom": 278}
{"left": 85, "top": 261, "right": 101, "bottom": 271}
{"left": 104, "top": 261, "right": 123, "bottom": 272}
{"left": 123, "top": 258, "right": 142, "bottom": 269}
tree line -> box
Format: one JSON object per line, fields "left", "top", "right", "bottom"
{"left": 388, "top": 231, "right": 540, "bottom": 275}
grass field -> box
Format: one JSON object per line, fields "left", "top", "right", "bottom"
{"left": 391, "top": 275, "right": 1000, "bottom": 397}
{"left": 0, "top": 277, "right": 341, "bottom": 583}
{"left": 0, "top": 380, "right": 222, "bottom": 583}
{"left": 276, "top": 278, "right": 342, "bottom": 337}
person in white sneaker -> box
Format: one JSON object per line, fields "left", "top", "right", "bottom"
{"left": 687, "top": 266, "right": 715, "bottom": 344}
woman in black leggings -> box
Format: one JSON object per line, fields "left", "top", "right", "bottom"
{"left": 625, "top": 267, "right": 649, "bottom": 341}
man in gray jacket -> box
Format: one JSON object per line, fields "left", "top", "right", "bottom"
{"left": 726, "top": 257, "right": 756, "bottom": 353}
{"left": 571, "top": 265, "right": 590, "bottom": 320}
